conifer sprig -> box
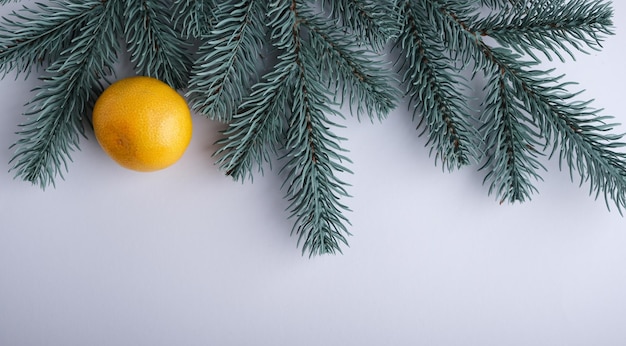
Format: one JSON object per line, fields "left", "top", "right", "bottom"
{"left": 395, "top": 0, "right": 481, "bottom": 171}
{"left": 187, "top": 0, "right": 268, "bottom": 121}
{"left": 8, "top": 0, "right": 123, "bottom": 187}
{"left": 123, "top": 0, "right": 192, "bottom": 90}
{"left": 480, "top": 52, "right": 547, "bottom": 203}
{"left": 0, "top": 1, "right": 99, "bottom": 77}
{"left": 281, "top": 1, "right": 353, "bottom": 255}
{"left": 406, "top": 0, "right": 624, "bottom": 209}
{"left": 302, "top": 9, "right": 397, "bottom": 121}
{"left": 210, "top": 0, "right": 395, "bottom": 255}
{"left": 320, "top": 0, "right": 399, "bottom": 50}
{"left": 172, "top": 0, "right": 215, "bottom": 39}
{"left": 475, "top": 0, "right": 614, "bottom": 61}
{"left": 471, "top": 1, "right": 626, "bottom": 208}
{"left": 214, "top": 58, "right": 291, "bottom": 180}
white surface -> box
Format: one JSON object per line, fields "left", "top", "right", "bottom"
{"left": 2, "top": 3, "right": 626, "bottom": 346}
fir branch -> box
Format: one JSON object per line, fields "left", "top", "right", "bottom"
{"left": 283, "top": 2, "right": 352, "bottom": 256}
{"left": 479, "top": 45, "right": 626, "bottom": 210}
{"left": 395, "top": 0, "right": 480, "bottom": 170}
{"left": 319, "top": 0, "right": 399, "bottom": 49}
{"left": 9, "top": 0, "right": 122, "bottom": 187}
{"left": 123, "top": 0, "right": 192, "bottom": 89}
{"left": 214, "top": 0, "right": 302, "bottom": 178}
{"left": 214, "top": 58, "right": 292, "bottom": 180}
{"left": 283, "top": 70, "right": 353, "bottom": 255}
{"left": 417, "top": 1, "right": 488, "bottom": 68}
{"left": 187, "top": 0, "right": 268, "bottom": 121}
{"left": 513, "top": 62, "right": 626, "bottom": 212}
{"left": 429, "top": 0, "right": 626, "bottom": 209}
{"left": 300, "top": 8, "right": 397, "bottom": 121}
{"left": 475, "top": 0, "right": 614, "bottom": 61}
{"left": 0, "top": 1, "right": 100, "bottom": 77}
{"left": 215, "top": 0, "right": 382, "bottom": 255}
{"left": 480, "top": 51, "right": 546, "bottom": 203}
{"left": 171, "top": 0, "right": 215, "bottom": 38}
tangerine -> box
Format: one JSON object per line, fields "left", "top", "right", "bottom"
{"left": 92, "top": 76, "right": 192, "bottom": 172}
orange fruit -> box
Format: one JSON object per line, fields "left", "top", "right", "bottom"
{"left": 92, "top": 76, "right": 193, "bottom": 172}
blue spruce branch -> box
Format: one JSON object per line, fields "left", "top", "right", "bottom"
{"left": 123, "top": 0, "right": 191, "bottom": 89}
{"left": 396, "top": 0, "right": 480, "bottom": 171}
{"left": 0, "top": 1, "right": 100, "bottom": 77}
{"left": 9, "top": 0, "right": 123, "bottom": 187}
{"left": 187, "top": 0, "right": 268, "bottom": 121}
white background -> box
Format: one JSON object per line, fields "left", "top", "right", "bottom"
{"left": 2, "top": 2, "right": 626, "bottom": 346}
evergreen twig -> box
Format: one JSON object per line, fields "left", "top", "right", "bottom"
{"left": 123, "top": 0, "right": 192, "bottom": 89}
{"left": 172, "top": 0, "right": 216, "bottom": 39}
{"left": 476, "top": 0, "right": 614, "bottom": 61}
{"left": 7, "top": 0, "right": 123, "bottom": 187}
{"left": 186, "top": 0, "right": 268, "bottom": 121}
{"left": 212, "top": 0, "right": 396, "bottom": 255}
{"left": 0, "top": 1, "right": 99, "bottom": 78}
{"left": 395, "top": 0, "right": 481, "bottom": 171}
{"left": 320, "top": 0, "right": 399, "bottom": 50}
{"left": 402, "top": 0, "right": 623, "bottom": 209}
